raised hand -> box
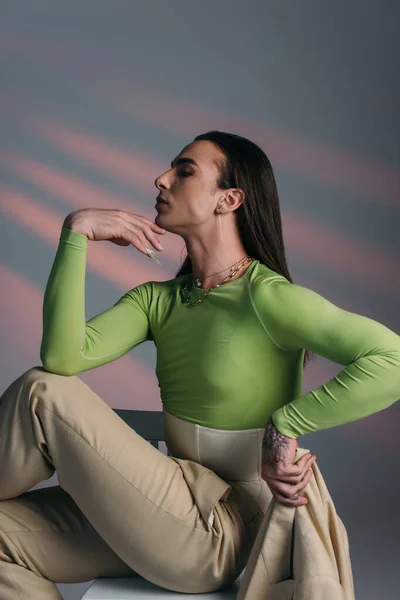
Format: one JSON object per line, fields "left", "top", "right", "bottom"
{"left": 63, "top": 208, "right": 167, "bottom": 259}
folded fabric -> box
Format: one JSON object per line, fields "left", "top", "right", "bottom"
{"left": 237, "top": 447, "right": 355, "bottom": 600}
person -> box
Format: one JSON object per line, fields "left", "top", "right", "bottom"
{"left": 0, "top": 131, "right": 399, "bottom": 599}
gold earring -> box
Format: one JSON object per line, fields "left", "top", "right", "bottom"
{"left": 218, "top": 212, "right": 223, "bottom": 243}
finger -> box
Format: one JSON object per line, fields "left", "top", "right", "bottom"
{"left": 268, "top": 469, "right": 313, "bottom": 498}
{"left": 269, "top": 480, "right": 301, "bottom": 499}
{"left": 124, "top": 217, "right": 165, "bottom": 250}
{"left": 121, "top": 228, "right": 152, "bottom": 256}
{"left": 148, "top": 221, "right": 167, "bottom": 235}
{"left": 266, "top": 470, "right": 308, "bottom": 485}
{"left": 274, "top": 491, "right": 308, "bottom": 507}
{"left": 128, "top": 214, "right": 167, "bottom": 234}
{"left": 262, "top": 454, "right": 315, "bottom": 483}
{"left": 297, "top": 470, "right": 313, "bottom": 493}
{"left": 279, "top": 454, "right": 317, "bottom": 482}
{"left": 126, "top": 225, "right": 162, "bottom": 253}
{"left": 279, "top": 453, "right": 316, "bottom": 478}
{"left": 263, "top": 462, "right": 313, "bottom": 484}
{"left": 140, "top": 224, "right": 164, "bottom": 251}
{"left": 265, "top": 453, "right": 310, "bottom": 477}
{"left": 287, "top": 452, "right": 315, "bottom": 473}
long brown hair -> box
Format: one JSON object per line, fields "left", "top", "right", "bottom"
{"left": 175, "top": 131, "right": 313, "bottom": 367}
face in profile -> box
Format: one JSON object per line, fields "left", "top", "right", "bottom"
{"left": 154, "top": 140, "right": 225, "bottom": 235}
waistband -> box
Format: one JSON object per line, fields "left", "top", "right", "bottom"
{"left": 163, "top": 409, "right": 274, "bottom": 520}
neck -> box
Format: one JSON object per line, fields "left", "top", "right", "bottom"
{"left": 182, "top": 221, "right": 250, "bottom": 289}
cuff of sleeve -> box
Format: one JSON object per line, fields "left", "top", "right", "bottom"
{"left": 271, "top": 408, "right": 298, "bottom": 439}
{"left": 60, "top": 227, "right": 88, "bottom": 249}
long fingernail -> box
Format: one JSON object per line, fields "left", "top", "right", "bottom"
{"left": 145, "top": 248, "right": 161, "bottom": 265}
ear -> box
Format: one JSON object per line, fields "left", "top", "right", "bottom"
{"left": 223, "top": 188, "right": 245, "bottom": 213}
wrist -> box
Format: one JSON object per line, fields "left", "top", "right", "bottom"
{"left": 63, "top": 213, "right": 89, "bottom": 236}
{"left": 263, "top": 420, "right": 283, "bottom": 438}
{"left": 262, "top": 420, "right": 291, "bottom": 465}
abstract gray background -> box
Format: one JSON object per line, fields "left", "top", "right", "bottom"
{"left": 0, "top": 1, "right": 399, "bottom": 598}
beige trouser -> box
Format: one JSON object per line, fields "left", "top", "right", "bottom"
{"left": 0, "top": 367, "right": 271, "bottom": 599}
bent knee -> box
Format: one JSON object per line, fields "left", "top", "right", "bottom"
{"left": 19, "top": 366, "right": 78, "bottom": 388}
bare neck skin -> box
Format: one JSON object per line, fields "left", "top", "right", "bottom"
{"left": 182, "top": 214, "right": 251, "bottom": 289}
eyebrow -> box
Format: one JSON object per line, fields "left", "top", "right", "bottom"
{"left": 170, "top": 157, "right": 199, "bottom": 169}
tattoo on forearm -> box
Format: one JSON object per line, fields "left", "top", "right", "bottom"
{"left": 262, "top": 421, "right": 290, "bottom": 465}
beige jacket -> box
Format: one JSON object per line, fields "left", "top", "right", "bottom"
{"left": 236, "top": 447, "right": 355, "bottom": 600}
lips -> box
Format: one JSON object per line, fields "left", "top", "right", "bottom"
{"left": 156, "top": 196, "right": 168, "bottom": 204}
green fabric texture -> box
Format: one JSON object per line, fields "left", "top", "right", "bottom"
{"left": 40, "top": 227, "right": 400, "bottom": 438}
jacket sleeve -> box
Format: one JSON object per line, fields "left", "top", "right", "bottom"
{"left": 250, "top": 278, "right": 400, "bottom": 438}
{"left": 40, "top": 227, "right": 152, "bottom": 376}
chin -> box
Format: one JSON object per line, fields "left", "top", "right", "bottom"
{"left": 155, "top": 213, "right": 166, "bottom": 226}
{"left": 155, "top": 213, "right": 173, "bottom": 233}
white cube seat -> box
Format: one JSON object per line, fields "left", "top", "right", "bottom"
{"left": 81, "top": 571, "right": 244, "bottom": 599}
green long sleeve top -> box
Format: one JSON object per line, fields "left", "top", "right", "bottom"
{"left": 40, "top": 227, "right": 400, "bottom": 438}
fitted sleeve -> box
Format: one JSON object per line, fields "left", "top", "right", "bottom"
{"left": 250, "top": 278, "right": 400, "bottom": 438}
{"left": 40, "top": 227, "right": 152, "bottom": 376}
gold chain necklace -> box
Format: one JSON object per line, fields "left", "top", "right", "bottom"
{"left": 193, "top": 256, "right": 249, "bottom": 288}
{"left": 180, "top": 256, "right": 253, "bottom": 307}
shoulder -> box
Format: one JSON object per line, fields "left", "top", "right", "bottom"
{"left": 118, "top": 274, "right": 188, "bottom": 308}
{"left": 248, "top": 261, "right": 290, "bottom": 291}
{"left": 248, "top": 264, "right": 338, "bottom": 350}
{"left": 147, "top": 274, "right": 189, "bottom": 300}
{"left": 249, "top": 262, "right": 329, "bottom": 315}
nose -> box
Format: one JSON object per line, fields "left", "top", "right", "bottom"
{"left": 154, "top": 171, "right": 168, "bottom": 191}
